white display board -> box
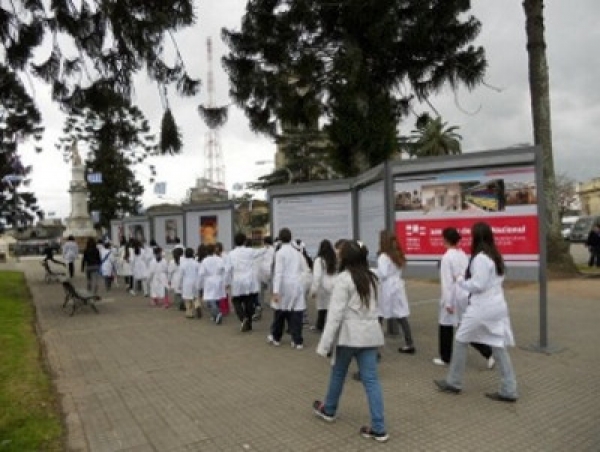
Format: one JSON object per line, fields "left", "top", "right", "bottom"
{"left": 151, "top": 215, "right": 184, "bottom": 251}
{"left": 122, "top": 219, "right": 151, "bottom": 244}
{"left": 272, "top": 191, "right": 353, "bottom": 258}
{"left": 184, "top": 208, "right": 233, "bottom": 251}
{"left": 357, "top": 180, "right": 386, "bottom": 264}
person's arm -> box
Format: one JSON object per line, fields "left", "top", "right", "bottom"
{"left": 310, "top": 257, "right": 323, "bottom": 297}
{"left": 439, "top": 254, "right": 455, "bottom": 313}
{"left": 457, "top": 254, "right": 493, "bottom": 294}
{"left": 81, "top": 252, "right": 86, "bottom": 272}
{"left": 316, "top": 275, "right": 347, "bottom": 357}
{"left": 272, "top": 250, "right": 284, "bottom": 302}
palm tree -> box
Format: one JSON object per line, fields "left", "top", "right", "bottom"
{"left": 407, "top": 116, "right": 462, "bottom": 158}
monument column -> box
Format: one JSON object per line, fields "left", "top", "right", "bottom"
{"left": 63, "top": 141, "right": 96, "bottom": 247}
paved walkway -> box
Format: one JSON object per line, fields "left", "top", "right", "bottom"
{"left": 8, "top": 260, "right": 600, "bottom": 451}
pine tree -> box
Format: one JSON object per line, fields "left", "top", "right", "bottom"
{"left": 223, "top": 0, "right": 486, "bottom": 177}
{"left": 0, "top": 65, "right": 44, "bottom": 229}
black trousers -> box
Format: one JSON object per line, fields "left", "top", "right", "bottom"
{"left": 67, "top": 261, "right": 75, "bottom": 278}
{"left": 439, "top": 325, "right": 454, "bottom": 363}
{"left": 588, "top": 249, "right": 600, "bottom": 267}
{"left": 271, "top": 310, "right": 304, "bottom": 345}
{"left": 232, "top": 293, "right": 256, "bottom": 328}
{"left": 315, "top": 309, "right": 328, "bottom": 331}
{"left": 470, "top": 342, "right": 492, "bottom": 359}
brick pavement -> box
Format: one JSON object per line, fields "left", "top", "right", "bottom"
{"left": 8, "top": 260, "right": 600, "bottom": 451}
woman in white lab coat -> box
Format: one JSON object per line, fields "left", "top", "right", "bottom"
{"left": 168, "top": 248, "right": 184, "bottom": 311}
{"left": 178, "top": 248, "right": 199, "bottom": 318}
{"left": 435, "top": 222, "right": 518, "bottom": 402}
{"left": 130, "top": 243, "right": 148, "bottom": 296}
{"left": 198, "top": 244, "right": 227, "bottom": 324}
{"left": 377, "top": 230, "right": 415, "bottom": 354}
{"left": 310, "top": 239, "right": 337, "bottom": 332}
{"left": 147, "top": 247, "right": 169, "bottom": 307}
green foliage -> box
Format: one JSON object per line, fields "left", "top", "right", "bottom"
{"left": 1, "top": 0, "right": 199, "bottom": 108}
{"left": 159, "top": 108, "right": 183, "bottom": 155}
{"left": 223, "top": 0, "right": 486, "bottom": 177}
{"left": 403, "top": 114, "right": 462, "bottom": 158}
{"left": 0, "top": 65, "right": 44, "bottom": 228}
{"left": 0, "top": 272, "right": 64, "bottom": 451}
{"left": 57, "top": 99, "right": 157, "bottom": 227}
{"left": 198, "top": 106, "right": 229, "bottom": 130}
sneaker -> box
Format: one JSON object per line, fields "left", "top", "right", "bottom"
{"left": 433, "top": 358, "right": 448, "bottom": 366}
{"left": 266, "top": 335, "right": 280, "bottom": 346}
{"left": 129, "top": 290, "right": 136, "bottom": 296}
{"left": 215, "top": 312, "right": 223, "bottom": 325}
{"left": 487, "top": 356, "right": 496, "bottom": 370}
{"left": 359, "top": 426, "right": 389, "bottom": 443}
{"left": 398, "top": 346, "right": 416, "bottom": 354}
{"left": 434, "top": 379, "right": 461, "bottom": 394}
{"left": 293, "top": 343, "right": 304, "bottom": 350}
{"left": 312, "top": 400, "right": 335, "bottom": 422}
{"left": 240, "top": 319, "right": 252, "bottom": 332}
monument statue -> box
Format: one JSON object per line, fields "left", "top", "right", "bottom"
{"left": 71, "top": 140, "right": 82, "bottom": 166}
{"left": 63, "top": 139, "right": 95, "bottom": 246}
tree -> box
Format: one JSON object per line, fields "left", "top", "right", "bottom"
{"left": 58, "top": 92, "right": 157, "bottom": 228}
{"left": 1, "top": 0, "right": 200, "bottom": 155}
{"left": 522, "top": 0, "right": 574, "bottom": 270}
{"left": 404, "top": 114, "right": 462, "bottom": 158}
{"left": 0, "top": 65, "right": 44, "bottom": 229}
{"left": 555, "top": 172, "right": 578, "bottom": 219}
{"left": 223, "top": 0, "right": 486, "bottom": 177}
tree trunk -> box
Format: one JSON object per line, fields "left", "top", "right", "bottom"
{"left": 523, "top": 0, "right": 576, "bottom": 274}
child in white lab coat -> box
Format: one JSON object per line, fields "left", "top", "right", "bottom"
{"left": 148, "top": 247, "right": 169, "bottom": 308}
{"left": 178, "top": 248, "right": 199, "bottom": 318}
{"left": 198, "top": 244, "right": 227, "bottom": 324}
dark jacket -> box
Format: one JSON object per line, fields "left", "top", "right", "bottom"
{"left": 81, "top": 247, "right": 102, "bottom": 272}
{"left": 586, "top": 229, "right": 600, "bottom": 251}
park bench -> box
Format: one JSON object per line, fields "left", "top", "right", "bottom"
{"left": 62, "top": 281, "right": 100, "bottom": 316}
{"left": 42, "top": 261, "right": 66, "bottom": 283}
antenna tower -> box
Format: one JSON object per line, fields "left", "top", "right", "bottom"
{"left": 203, "top": 37, "right": 225, "bottom": 189}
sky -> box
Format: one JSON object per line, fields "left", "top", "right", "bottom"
{"left": 15, "top": 0, "right": 600, "bottom": 220}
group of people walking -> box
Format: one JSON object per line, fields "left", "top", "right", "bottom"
{"left": 50, "top": 220, "right": 518, "bottom": 444}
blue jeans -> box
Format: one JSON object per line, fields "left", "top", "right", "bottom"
{"left": 205, "top": 299, "right": 220, "bottom": 319}
{"left": 323, "top": 346, "right": 386, "bottom": 434}
{"left": 446, "top": 340, "right": 518, "bottom": 398}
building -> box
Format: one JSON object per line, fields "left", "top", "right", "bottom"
{"left": 577, "top": 178, "right": 600, "bottom": 215}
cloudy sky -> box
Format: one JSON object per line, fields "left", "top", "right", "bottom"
{"left": 17, "top": 1, "right": 599, "bottom": 219}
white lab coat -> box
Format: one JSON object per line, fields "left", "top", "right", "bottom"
{"left": 99, "top": 247, "right": 115, "bottom": 277}
{"left": 455, "top": 252, "right": 515, "bottom": 348}
{"left": 148, "top": 257, "right": 169, "bottom": 298}
{"left": 62, "top": 241, "right": 79, "bottom": 263}
{"left": 198, "top": 255, "right": 227, "bottom": 301}
{"left": 168, "top": 260, "right": 181, "bottom": 294}
{"left": 439, "top": 248, "right": 469, "bottom": 326}
{"left": 131, "top": 251, "right": 148, "bottom": 280}
{"left": 259, "top": 245, "right": 275, "bottom": 283}
{"left": 272, "top": 243, "right": 306, "bottom": 311}
{"left": 225, "top": 246, "right": 265, "bottom": 296}
{"left": 118, "top": 246, "right": 132, "bottom": 277}
{"left": 310, "top": 256, "right": 336, "bottom": 310}
{"left": 376, "top": 253, "right": 410, "bottom": 318}
{"left": 178, "top": 257, "right": 199, "bottom": 300}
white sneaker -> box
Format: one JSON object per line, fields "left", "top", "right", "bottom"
{"left": 129, "top": 290, "right": 136, "bottom": 296}
{"left": 266, "top": 335, "right": 280, "bottom": 346}
{"left": 432, "top": 358, "right": 447, "bottom": 366}
{"left": 487, "top": 356, "right": 496, "bottom": 370}
{"left": 295, "top": 344, "right": 304, "bottom": 350}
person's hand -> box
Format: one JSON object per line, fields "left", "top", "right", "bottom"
{"left": 310, "top": 292, "right": 317, "bottom": 300}
{"left": 445, "top": 306, "right": 455, "bottom": 314}
{"left": 272, "top": 294, "right": 281, "bottom": 304}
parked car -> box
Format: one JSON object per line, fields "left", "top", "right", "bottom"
{"left": 561, "top": 216, "right": 579, "bottom": 240}
{"left": 569, "top": 215, "right": 600, "bottom": 243}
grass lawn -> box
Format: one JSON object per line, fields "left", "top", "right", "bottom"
{"left": 0, "top": 272, "right": 63, "bottom": 452}
{"left": 576, "top": 263, "right": 600, "bottom": 275}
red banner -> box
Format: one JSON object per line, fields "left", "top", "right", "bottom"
{"left": 395, "top": 215, "right": 539, "bottom": 258}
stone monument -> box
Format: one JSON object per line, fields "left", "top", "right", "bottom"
{"left": 63, "top": 141, "right": 96, "bottom": 246}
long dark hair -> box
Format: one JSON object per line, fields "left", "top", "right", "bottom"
{"left": 317, "top": 239, "right": 337, "bottom": 275}
{"left": 379, "top": 230, "right": 406, "bottom": 268}
{"left": 468, "top": 222, "right": 505, "bottom": 276}
{"left": 197, "top": 244, "right": 208, "bottom": 262}
{"left": 338, "top": 240, "right": 378, "bottom": 307}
